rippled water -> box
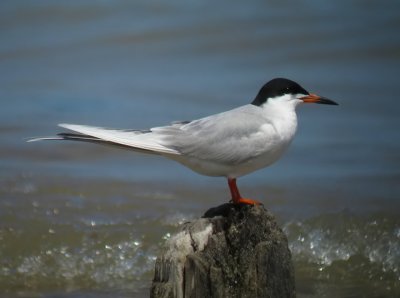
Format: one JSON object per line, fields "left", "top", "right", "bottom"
{"left": 1, "top": 1, "right": 400, "bottom": 297}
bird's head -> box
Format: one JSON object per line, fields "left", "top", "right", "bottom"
{"left": 251, "top": 78, "right": 338, "bottom": 108}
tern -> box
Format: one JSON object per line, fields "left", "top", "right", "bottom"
{"left": 29, "top": 78, "right": 338, "bottom": 205}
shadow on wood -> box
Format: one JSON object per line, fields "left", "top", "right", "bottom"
{"left": 151, "top": 203, "right": 295, "bottom": 298}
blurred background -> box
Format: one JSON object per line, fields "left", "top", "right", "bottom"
{"left": 1, "top": 1, "right": 399, "bottom": 297}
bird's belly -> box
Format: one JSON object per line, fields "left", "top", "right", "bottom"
{"left": 168, "top": 140, "right": 291, "bottom": 178}
{"left": 228, "top": 143, "right": 290, "bottom": 177}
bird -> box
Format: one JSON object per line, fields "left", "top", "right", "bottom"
{"left": 29, "top": 78, "right": 338, "bottom": 205}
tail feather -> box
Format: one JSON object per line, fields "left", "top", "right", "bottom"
{"left": 28, "top": 124, "right": 181, "bottom": 156}
{"left": 57, "top": 132, "right": 101, "bottom": 141}
{"left": 27, "top": 132, "right": 100, "bottom": 143}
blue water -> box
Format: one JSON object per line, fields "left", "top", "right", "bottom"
{"left": 1, "top": 1, "right": 400, "bottom": 297}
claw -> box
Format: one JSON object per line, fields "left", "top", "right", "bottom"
{"left": 236, "top": 197, "right": 262, "bottom": 205}
{"left": 228, "top": 178, "right": 262, "bottom": 205}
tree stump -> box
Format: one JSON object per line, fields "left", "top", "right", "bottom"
{"left": 150, "top": 203, "right": 295, "bottom": 298}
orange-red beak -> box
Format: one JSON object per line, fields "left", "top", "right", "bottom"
{"left": 300, "top": 93, "right": 338, "bottom": 105}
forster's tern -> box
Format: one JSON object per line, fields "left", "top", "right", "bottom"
{"left": 29, "top": 78, "right": 338, "bottom": 205}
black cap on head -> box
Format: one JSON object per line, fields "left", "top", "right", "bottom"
{"left": 251, "top": 78, "right": 309, "bottom": 106}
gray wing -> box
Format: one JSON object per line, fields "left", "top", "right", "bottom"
{"left": 28, "top": 123, "right": 182, "bottom": 155}
{"left": 28, "top": 105, "right": 277, "bottom": 164}
{"left": 158, "top": 105, "right": 277, "bottom": 165}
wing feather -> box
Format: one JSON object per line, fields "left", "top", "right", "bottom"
{"left": 57, "top": 123, "right": 181, "bottom": 155}
{"left": 164, "top": 105, "right": 277, "bottom": 165}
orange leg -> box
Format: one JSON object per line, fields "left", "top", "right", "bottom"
{"left": 227, "top": 178, "right": 262, "bottom": 205}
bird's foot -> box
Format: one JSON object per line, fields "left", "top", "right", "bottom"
{"left": 233, "top": 197, "right": 263, "bottom": 205}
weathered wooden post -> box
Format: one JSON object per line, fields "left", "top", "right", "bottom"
{"left": 151, "top": 203, "right": 295, "bottom": 298}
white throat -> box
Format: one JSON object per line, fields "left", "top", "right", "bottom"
{"left": 259, "top": 95, "right": 300, "bottom": 142}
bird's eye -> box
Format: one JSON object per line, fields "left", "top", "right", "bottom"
{"left": 281, "top": 87, "right": 290, "bottom": 94}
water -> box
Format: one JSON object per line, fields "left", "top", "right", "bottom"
{"left": 1, "top": 1, "right": 400, "bottom": 297}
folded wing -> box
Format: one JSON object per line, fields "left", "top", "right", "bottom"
{"left": 28, "top": 123, "right": 181, "bottom": 156}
